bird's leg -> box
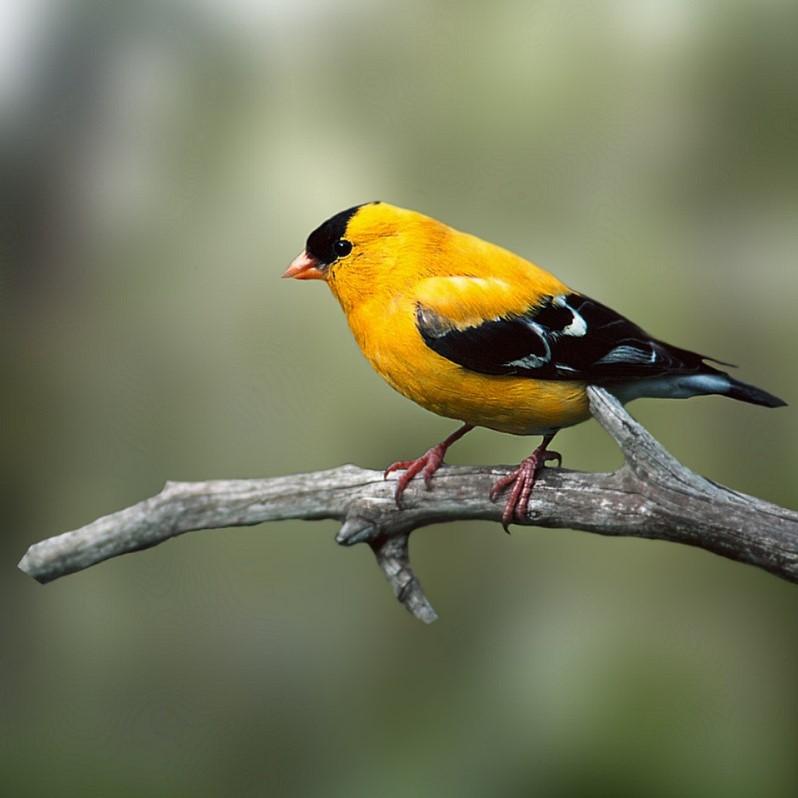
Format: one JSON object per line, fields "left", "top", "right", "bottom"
{"left": 490, "top": 433, "right": 562, "bottom": 532}
{"left": 384, "top": 423, "right": 474, "bottom": 507}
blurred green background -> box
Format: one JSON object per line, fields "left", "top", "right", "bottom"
{"left": 3, "top": 1, "right": 798, "bottom": 795}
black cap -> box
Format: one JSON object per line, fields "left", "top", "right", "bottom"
{"left": 305, "top": 202, "right": 380, "bottom": 264}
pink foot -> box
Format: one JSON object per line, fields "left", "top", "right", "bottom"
{"left": 384, "top": 444, "right": 447, "bottom": 507}
{"left": 490, "top": 444, "right": 562, "bottom": 532}
{"left": 384, "top": 423, "right": 473, "bottom": 509}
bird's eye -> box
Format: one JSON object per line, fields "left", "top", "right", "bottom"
{"left": 334, "top": 239, "right": 352, "bottom": 257}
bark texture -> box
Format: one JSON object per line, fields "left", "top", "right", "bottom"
{"left": 18, "top": 388, "right": 798, "bottom": 622}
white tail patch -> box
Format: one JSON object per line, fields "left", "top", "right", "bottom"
{"left": 608, "top": 374, "right": 732, "bottom": 403}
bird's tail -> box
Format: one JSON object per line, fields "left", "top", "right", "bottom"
{"left": 721, "top": 374, "right": 787, "bottom": 408}
{"left": 609, "top": 371, "right": 787, "bottom": 407}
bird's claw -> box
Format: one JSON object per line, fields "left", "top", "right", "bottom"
{"left": 384, "top": 444, "right": 446, "bottom": 508}
{"left": 384, "top": 460, "right": 414, "bottom": 479}
{"left": 542, "top": 450, "right": 562, "bottom": 468}
{"left": 491, "top": 447, "right": 562, "bottom": 531}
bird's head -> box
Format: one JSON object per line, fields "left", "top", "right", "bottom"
{"left": 283, "top": 202, "right": 444, "bottom": 312}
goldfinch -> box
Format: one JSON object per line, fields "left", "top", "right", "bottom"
{"left": 283, "top": 202, "right": 786, "bottom": 528}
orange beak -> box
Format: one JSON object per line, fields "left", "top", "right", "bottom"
{"left": 282, "top": 251, "right": 326, "bottom": 281}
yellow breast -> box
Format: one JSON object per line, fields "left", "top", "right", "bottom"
{"left": 347, "top": 295, "right": 590, "bottom": 435}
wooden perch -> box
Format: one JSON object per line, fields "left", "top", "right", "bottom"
{"left": 17, "top": 387, "right": 798, "bottom": 623}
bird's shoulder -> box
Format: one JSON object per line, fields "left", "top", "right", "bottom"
{"left": 412, "top": 253, "right": 569, "bottom": 329}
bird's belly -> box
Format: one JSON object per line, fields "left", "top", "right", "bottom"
{"left": 371, "top": 345, "right": 590, "bottom": 435}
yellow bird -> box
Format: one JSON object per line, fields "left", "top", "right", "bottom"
{"left": 283, "top": 202, "right": 786, "bottom": 528}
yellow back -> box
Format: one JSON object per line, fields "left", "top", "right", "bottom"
{"left": 325, "top": 202, "right": 569, "bottom": 318}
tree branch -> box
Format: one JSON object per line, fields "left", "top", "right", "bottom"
{"left": 18, "top": 388, "right": 798, "bottom": 622}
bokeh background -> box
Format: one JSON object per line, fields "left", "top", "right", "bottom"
{"left": 3, "top": 1, "right": 798, "bottom": 795}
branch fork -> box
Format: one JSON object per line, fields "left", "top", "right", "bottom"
{"left": 18, "top": 388, "right": 798, "bottom": 622}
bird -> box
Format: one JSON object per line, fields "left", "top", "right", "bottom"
{"left": 283, "top": 201, "right": 786, "bottom": 529}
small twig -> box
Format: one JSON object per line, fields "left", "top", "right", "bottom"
{"left": 18, "top": 388, "right": 798, "bottom": 622}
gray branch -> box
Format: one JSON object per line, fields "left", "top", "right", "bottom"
{"left": 18, "top": 388, "right": 798, "bottom": 623}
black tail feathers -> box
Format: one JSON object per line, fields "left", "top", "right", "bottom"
{"left": 724, "top": 376, "right": 787, "bottom": 408}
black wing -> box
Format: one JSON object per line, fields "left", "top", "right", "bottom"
{"left": 416, "top": 293, "right": 719, "bottom": 382}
